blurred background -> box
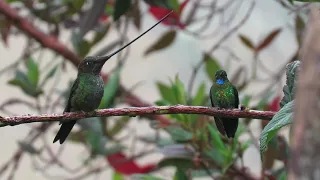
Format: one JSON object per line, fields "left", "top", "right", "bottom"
{"left": 0, "top": 0, "right": 304, "bottom": 179}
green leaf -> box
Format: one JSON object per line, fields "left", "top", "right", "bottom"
{"left": 103, "top": 144, "right": 124, "bottom": 155}
{"left": 207, "top": 124, "right": 225, "bottom": 150}
{"left": 241, "top": 95, "right": 251, "bottom": 107}
{"left": 206, "top": 125, "right": 227, "bottom": 165}
{"left": 154, "top": 99, "right": 171, "bottom": 106}
{"left": 91, "top": 23, "right": 110, "bottom": 46}
{"left": 168, "top": 0, "right": 180, "bottom": 11}
{"left": 67, "top": 130, "right": 86, "bottom": 143}
{"left": 156, "top": 82, "right": 177, "bottom": 104}
{"left": 139, "top": 135, "right": 175, "bottom": 147}
{"left": 40, "top": 65, "right": 58, "bottom": 87}
{"left": 191, "top": 169, "right": 220, "bottom": 178}
{"left": 26, "top": 57, "right": 39, "bottom": 87}
{"left": 278, "top": 170, "right": 287, "bottom": 180}
{"left": 144, "top": 30, "right": 176, "bottom": 56}
{"left": 72, "top": 0, "right": 85, "bottom": 10}
{"left": 113, "top": 0, "right": 132, "bottom": 21}
{"left": 172, "top": 75, "right": 187, "bottom": 105}
{"left": 113, "top": 171, "right": 124, "bottom": 180}
{"left": 166, "top": 126, "right": 193, "bottom": 142}
{"left": 159, "top": 144, "right": 194, "bottom": 158}
{"left": 131, "top": 174, "right": 165, "bottom": 180}
{"left": 142, "top": 0, "right": 172, "bottom": 9}
{"left": 45, "top": 65, "right": 58, "bottom": 80}
{"left": 293, "top": 0, "right": 320, "bottom": 1}
{"left": 288, "top": 0, "right": 294, "bottom": 4}
{"left": 77, "top": 40, "right": 91, "bottom": 58}
{"left": 260, "top": 100, "right": 294, "bottom": 160}
{"left": 257, "top": 91, "right": 273, "bottom": 110}
{"left": 71, "top": 31, "right": 82, "bottom": 50}
{"left": 238, "top": 34, "right": 255, "bottom": 50}
{"left": 86, "top": 130, "right": 105, "bottom": 154}
{"left": 241, "top": 139, "right": 252, "bottom": 151}
{"left": 295, "top": 15, "right": 305, "bottom": 46}
{"left": 127, "top": 2, "right": 141, "bottom": 30}
{"left": 280, "top": 61, "right": 300, "bottom": 107}
{"left": 192, "top": 82, "right": 206, "bottom": 106}
{"left": 158, "top": 157, "right": 194, "bottom": 169}
{"left": 204, "top": 53, "right": 221, "bottom": 81}
{"left": 105, "top": 3, "right": 114, "bottom": 14}
{"left": 99, "top": 68, "right": 121, "bottom": 109}
{"left": 174, "top": 168, "right": 188, "bottom": 180}
{"left": 108, "top": 116, "right": 130, "bottom": 136}
{"left": 8, "top": 71, "right": 43, "bottom": 97}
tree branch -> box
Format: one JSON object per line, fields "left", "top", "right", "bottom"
{"left": 289, "top": 6, "right": 320, "bottom": 180}
{"left": 0, "top": 105, "right": 275, "bottom": 127}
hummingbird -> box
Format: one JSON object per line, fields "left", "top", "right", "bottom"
{"left": 209, "top": 70, "right": 239, "bottom": 138}
{"left": 53, "top": 10, "right": 173, "bottom": 144}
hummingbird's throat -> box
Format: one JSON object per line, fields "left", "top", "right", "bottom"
{"left": 216, "top": 79, "right": 225, "bottom": 85}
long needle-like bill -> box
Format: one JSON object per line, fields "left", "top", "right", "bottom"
{"left": 96, "top": 10, "right": 174, "bottom": 62}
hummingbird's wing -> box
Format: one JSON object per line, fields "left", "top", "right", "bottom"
{"left": 221, "top": 85, "right": 239, "bottom": 138}
{"left": 232, "top": 85, "right": 239, "bottom": 108}
{"left": 209, "top": 86, "right": 227, "bottom": 136}
{"left": 53, "top": 78, "right": 79, "bottom": 144}
{"left": 63, "top": 78, "right": 79, "bottom": 113}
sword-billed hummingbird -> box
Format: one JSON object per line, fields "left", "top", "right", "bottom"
{"left": 209, "top": 70, "right": 239, "bottom": 138}
{"left": 53, "top": 11, "right": 173, "bottom": 144}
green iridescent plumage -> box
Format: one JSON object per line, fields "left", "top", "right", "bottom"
{"left": 209, "top": 70, "right": 239, "bottom": 138}
{"left": 53, "top": 57, "right": 107, "bottom": 144}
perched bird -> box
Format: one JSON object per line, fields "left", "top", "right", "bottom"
{"left": 209, "top": 70, "right": 239, "bottom": 138}
{"left": 53, "top": 10, "right": 173, "bottom": 144}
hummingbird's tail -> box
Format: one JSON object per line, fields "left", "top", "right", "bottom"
{"left": 223, "top": 118, "right": 239, "bottom": 138}
{"left": 53, "top": 120, "right": 77, "bottom": 144}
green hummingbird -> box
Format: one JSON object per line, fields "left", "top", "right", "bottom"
{"left": 53, "top": 10, "right": 173, "bottom": 144}
{"left": 209, "top": 70, "right": 239, "bottom": 138}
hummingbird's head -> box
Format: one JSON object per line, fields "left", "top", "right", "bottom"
{"left": 214, "top": 70, "right": 228, "bottom": 85}
{"left": 78, "top": 56, "right": 110, "bottom": 75}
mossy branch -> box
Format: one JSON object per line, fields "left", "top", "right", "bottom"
{"left": 0, "top": 105, "right": 276, "bottom": 127}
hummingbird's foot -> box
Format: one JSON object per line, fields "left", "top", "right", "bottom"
{"left": 87, "top": 110, "right": 98, "bottom": 117}
{"left": 240, "top": 105, "right": 249, "bottom": 111}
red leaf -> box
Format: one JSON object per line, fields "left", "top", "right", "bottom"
{"left": 99, "top": 15, "right": 109, "bottom": 22}
{"left": 256, "top": 29, "right": 282, "bottom": 52}
{"left": 149, "top": 6, "right": 185, "bottom": 29}
{"left": 106, "top": 152, "right": 156, "bottom": 175}
{"left": 267, "top": 96, "right": 281, "bottom": 112}
{"left": 179, "top": 0, "right": 189, "bottom": 13}
{"left": 0, "top": 23, "right": 11, "bottom": 46}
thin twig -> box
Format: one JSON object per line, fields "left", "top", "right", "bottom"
{"left": 209, "top": 0, "right": 255, "bottom": 53}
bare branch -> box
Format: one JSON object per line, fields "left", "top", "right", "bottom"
{"left": 0, "top": 105, "right": 276, "bottom": 127}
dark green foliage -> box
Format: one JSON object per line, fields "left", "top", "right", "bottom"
{"left": 260, "top": 61, "right": 300, "bottom": 160}
{"left": 8, "top": 57, "right": 58, "bottom": 97}
{"left": 113, "top": 0, "right": 132, "bottom": 21}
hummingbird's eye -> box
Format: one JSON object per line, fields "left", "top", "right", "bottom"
{"left": 86, "top": 62, "right": 89, "bottom": 66}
